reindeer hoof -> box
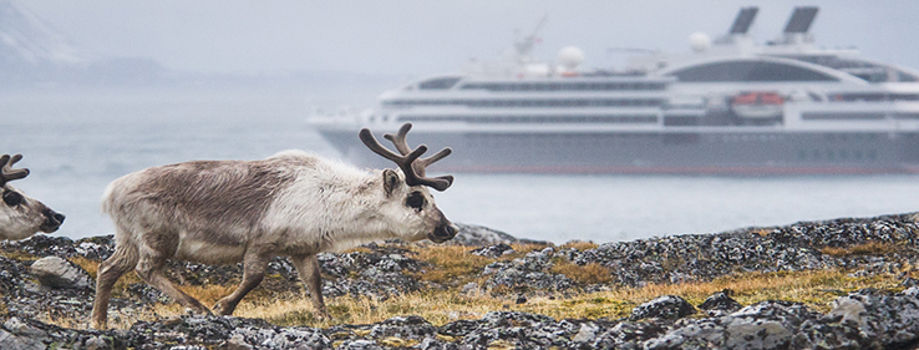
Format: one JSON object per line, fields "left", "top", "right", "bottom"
{"left": 212, "top": 300, "right": 235, "bottom": 316}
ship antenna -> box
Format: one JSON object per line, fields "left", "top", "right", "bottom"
{"left": 514, "top": 15, "right": 548, "bottom": 61}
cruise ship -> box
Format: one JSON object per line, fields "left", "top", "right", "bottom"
{"left": 311, "top": 7, "right": 919, "bottom": 174}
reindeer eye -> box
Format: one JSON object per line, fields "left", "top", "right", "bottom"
{"left": 3, "top": 191, "right": 23, "bottom": 206}
{"left": 405, "top": 191, "right": 425, "bottom": 211}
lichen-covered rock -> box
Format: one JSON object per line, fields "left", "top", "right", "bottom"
{"left": 483, "top": 248, "right": 573, "bottom": 292}
{"left": 450, "top": 223, "right": 521, "bottom": 246}
{"left": 29, "top": 256, "right": 93, "bottom": 290}
{"left": 591, "top": 320, "right": 668, "bottom": 349}
{"left": 646, "top": 300, "right": 822, "bottom": 349}
{"left": 823, "top": 288, "right": 919, "bottom": 347}
{"left": 630, "top": 295, "right": 696, "bottom": 321}
{"left": 698, "top": 290, "right": 742, "bottom": 317}
{"left": 317, "top": 244, "right": 428, "bottom": 299}
{"left": 228, "top": 325, "right": 330, "bottom": 350}
{"left": 567, "top": 213, "right": 919, "bottom": 289}
{"left": 470, "top": 243, "right": 514, "bottom": 258}
{"left": 368, "top": 316, "right": 436, "bottom": 340}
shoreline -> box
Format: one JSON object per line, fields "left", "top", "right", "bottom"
{"left": 0, "top": 212, "right": 917, "bottom": 348}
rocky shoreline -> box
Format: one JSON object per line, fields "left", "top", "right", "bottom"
{"left": 0, "top": 213, "right": 918, "bottom": 349}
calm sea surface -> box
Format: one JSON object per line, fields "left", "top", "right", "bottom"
{"left": 2, "top": 90, "right": 918, "bottom": 244}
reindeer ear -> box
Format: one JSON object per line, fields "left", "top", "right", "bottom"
{"left": 382, "top": 169, "right": 401, "bottom": 196}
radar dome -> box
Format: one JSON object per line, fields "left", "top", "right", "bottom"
{"left": 557, "top": 46, "right": 585, "bottom": 69}
{"left": 689, "top": 32, "right": 711, "bottom": 52}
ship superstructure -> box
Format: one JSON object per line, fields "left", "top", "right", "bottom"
{"left": 312, "top": 7, "right": 919, "bottom": 174}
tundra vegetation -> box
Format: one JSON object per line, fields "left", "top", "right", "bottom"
{"left": 0, "top": 213, "right": 917, "bottom": 348}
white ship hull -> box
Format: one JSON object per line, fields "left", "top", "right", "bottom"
{"left": 316, "top": 123, "right": 919, "bottom": 175}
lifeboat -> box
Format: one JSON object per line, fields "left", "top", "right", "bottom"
{"left": 731, "top": 91, "right": 784, "bottom": 119}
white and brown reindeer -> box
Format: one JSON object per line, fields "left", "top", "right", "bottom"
{"left": 91, "top": 123, "right": 458, "bottom": 329}
{"left": 0, "top": 154, "right": 65, "bottom": 240}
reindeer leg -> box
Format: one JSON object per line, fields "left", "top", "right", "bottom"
{"left": 213, "top": 252, "right": 270, "bottom": 315}
{"left": 292, "top": 254, "right": 329, "bottom": 318}
{"left": 135, "top": 251, "right": 211, "bottom": 315}
{"left": 91, "top": 245, "right": 139, "bottom": 329}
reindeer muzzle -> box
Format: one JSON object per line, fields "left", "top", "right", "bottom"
{"left": 429, "top": 222, "right": 458, "bottom": 243}
{"left": 40, "top": 208, "right": 65, "bottom": 233}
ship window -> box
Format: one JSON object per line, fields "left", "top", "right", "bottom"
{"left": 669, "top": 61, "right": 837, "bottom": 82}
{"left": 419, "top": 77, "right": 461, "bottom": 90}
{"left": 458, "top": 81, "right": 669, "bottom": 91}
{"left": 387, "top": 98, "right": 663, "bottom": 108}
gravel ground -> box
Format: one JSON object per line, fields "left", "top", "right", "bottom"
{"left": 0, "top": 213, "right": 917, "bottom": 349}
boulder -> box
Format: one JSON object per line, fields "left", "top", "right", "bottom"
{"left": 698, "top": 290, "right": 742, "bottom": 317}
{"left": 630, "top": 295, "right": 696, "bottom": 321}
{"left": 28, "top": 256, "right": 92, "bottom": 290}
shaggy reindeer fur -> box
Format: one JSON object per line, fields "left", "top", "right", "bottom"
{"left": 92, "top": 150, "right": 457, "bottom": 329}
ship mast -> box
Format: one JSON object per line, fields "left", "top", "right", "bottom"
{"left": 513, "top": 15, "right": 548, "bottom": 63}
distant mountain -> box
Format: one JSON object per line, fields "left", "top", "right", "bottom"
{"left": 0, "top": 0, "right": 86, "bottom": 84}
{"left": 0, "top": 0, "right": 84, "bottom": 67}
{"left": 0, "top": 0, "right": 402, "bottom": 92}
{"left": 0, "top": 0, "right": 174, "bottom": 87}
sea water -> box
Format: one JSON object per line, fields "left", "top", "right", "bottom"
{"left": 2, "top": 90, "right": 918, "bottom": 244}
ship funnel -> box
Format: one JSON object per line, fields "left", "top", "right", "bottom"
{"left": 780, "top": 6, "right": 818, "bottom": 45}
{"left": 728, "top": 7, "right": 758, "bottom": 35}
{"left": 783, "top": 6, "right": 818, "bottom": 34}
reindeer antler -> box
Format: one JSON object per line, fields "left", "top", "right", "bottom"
{"left": 359, "top": 123, "right": 453, "bottom": 191}
{"left": 383, "top": 123, "right": 453, "bottom": 177}
{"left": 0, "top": 154, "right": 30, "bottom": 187}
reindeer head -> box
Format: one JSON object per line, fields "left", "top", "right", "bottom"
{"left": 360, "top": 123, "right": 458, "bottom": 243}
{"left": 0, "top": 154, "right": 65, "bottom": 240}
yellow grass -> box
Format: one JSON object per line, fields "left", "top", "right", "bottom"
{"left": 42, "top": 266, "right": 904, "bottom": 331}
{"left": 34, "top": 241, "right": 910, "bottom": 333}
{"left": 407, "top": 243, "right": 547, "bottom": 285}
{"left": 0, "top": 249, "right": 38, "bottom": 262}
{"left": 409, "top": 245, "right": 491, "bottom": 285}
{"left": 550, "top": 261, "right": 612, "bottom": 285}
{"left": 558, "top": 241, "right": 599, "bottom": 251}
{"left": 750, "top": 228, "right": 773, "bottom": 237}
{"left": 250, "top": 268, "right": 904, "bottom": 327}
{"left": 559, "top": 241, "right": 599, "bottom": 251}
{"left": 819, "top": 241, "right": 896, "bottom": 257}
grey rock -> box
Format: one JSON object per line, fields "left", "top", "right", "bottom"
{"left": 571, "top": 322, "right": 598, "bottom": 342}
{"left": 483, "top": 248, "right": 574, "bottom": 292}
{"left": 450, "top": 223, "right": 522, "bottom": 246}
{"left": 470, "top": 243, "right": 514, "bottom": 258}
{"left": 591, "top": 320, "right": 668, "bottom": 349}
{"left": 368, "top": 316, "right": 436, "bottom": 340}
{"left": 698, "top": 290, "right": 742, "bottom": 317}
{"left": 0, "top": 328, "right": 45, "bottom": 350}
{"left": 337, "top": 339, "right": 382, "bottom": 350}
{"left": 29, "top": 256, "right": 92, "bottom": 290}
{"left": 630, "top": 295, "right": 696, "bottom": 321}
{"left": 84, "top": 335, "right": 109, "bottom": 350}
{"left": 825, "top": 288, "right": 919, "bottom": 347}
{"left": 225, "top": 333, "right": 252, "bottom": 350}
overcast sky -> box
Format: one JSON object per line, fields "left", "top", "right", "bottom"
{"left": 20, "top": 0, "right": 919, "bottom": 76}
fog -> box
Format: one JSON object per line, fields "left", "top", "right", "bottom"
{"left": 20, "top": 1, "right": 919, "bottom": 79}
{"left": 3, "top": 1, "right": 919, "bottom": 242}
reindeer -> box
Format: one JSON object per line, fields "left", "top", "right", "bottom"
{"left": 91, "top": 123, "right": 457, "bottom": 329}
{"left": 0, "top": 154, "right": 65, "bottom": 240}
